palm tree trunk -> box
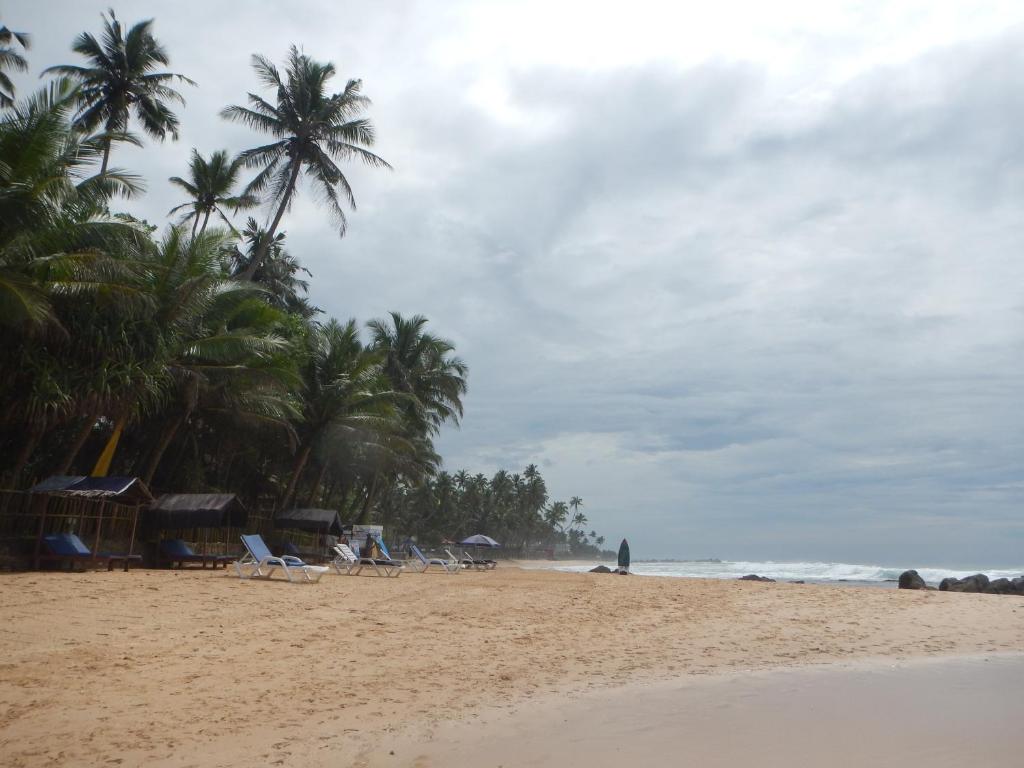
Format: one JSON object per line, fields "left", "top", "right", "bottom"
{"left": 305, "top": 462, "right": 328, "bottom": 506}
{"left": 238, "top": 160, "right": 301, "bottom": 281}
{"left": 198, "top": 209, "right": 212, "bottom": 235}
{"left": 10, "top": 423, "right": 46, "bottom": 486}
{"left": 55, "top": 411, "right": 98, "bottom": 475}
{"left": 279, "top": 443, "right": 312, "bottom": 511}
{"left": 191, "top": 214, "right": 200, "bottom": 237}
{"left": 142, "top": 414, "right": 185, "bottom": 485}
{"left": 356, "top": 473, "right": 381, "bottom": 525}
{"left": 100, "top": 139, "right": 111, "bottom": 176}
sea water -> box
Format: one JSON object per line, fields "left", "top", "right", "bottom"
{"left": 531, "top": 559, "right": 1024, "bottom": 586}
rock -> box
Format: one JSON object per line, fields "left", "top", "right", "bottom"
{"left": 959, "top": 574, "right": 989, "bottom": 593}
{"left": 898, "top": 570, "right": 928, "bottom": 590}
{"left": 739, "top": 574, "right": 775, "bottom": 583}
{"left": 985, "top": 578, "right": 1013, "bottom": 595}
{"left": 589, "top": 565, "right": 612, "bottom": 573}
{"left": 790, "top": 580, "right": 805, "bottom": 584}
{"left": 939, "top": 577, "right": 962, "bottom": 592}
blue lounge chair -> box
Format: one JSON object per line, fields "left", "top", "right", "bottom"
{"left": 159, "top": 539, "right": 234, "bottom": 569}
{"left": 408, "top": 543, "right": 460, "bottom": 574}
{"left": 234, "top": 534, "right": 329, "bottom": 583}
{"left": 40, "top": 532, "right": 141, "bottom": 571}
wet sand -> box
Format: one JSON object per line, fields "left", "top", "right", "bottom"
{"left": 0, "top": 566, "right": 1021, "bottom": 766}
{"left": 367, "top": 654, "right": 1024, "bottom": 767}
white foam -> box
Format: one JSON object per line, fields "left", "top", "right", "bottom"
{"left": 539, "top": 560, "right": 1024, "bottom": 585}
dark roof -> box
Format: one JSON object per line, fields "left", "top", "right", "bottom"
{"left": 29, "top": 476, "right": 154, "bottom": 504}
{"left": 274, "top": 508, "right": 343, "bottom": 535}
{"left": 147, "top": 493, "right": 248, "bottom": 529}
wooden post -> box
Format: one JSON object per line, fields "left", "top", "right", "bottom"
{"left": 126, "top": 503, "right": 139, "bottom": 572}
{"left": 32, "top": 496, "right": 47, "bottom": 570}
{"left": 92, "top": 501, "right": 104, "bottom": 569}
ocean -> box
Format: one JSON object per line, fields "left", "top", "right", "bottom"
{"left": 531, "top": 559, "right": 1024, "bottom": 586}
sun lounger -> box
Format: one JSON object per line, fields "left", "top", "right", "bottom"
{"left": 408, "top": 543, "right": 460, "bottom": 574}
{"left": 450, "top": 548, "right": 497, "bottom": 571}
{"left": 159, "top": 538, "right": 234, "bottom": 569}
{"left": 460, "top": 548, "right": 499, "bottom": 569}
{"left": 39, "top": 532, "right": 141, "bottom": 572}
{"left": 234, "top": 534, "right": 329, "bottom": 583}
{"left": 332, "top": 543, "right": 403, "bottom": 577}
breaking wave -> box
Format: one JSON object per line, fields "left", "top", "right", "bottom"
{"left": 543, "top": 560, "right": 1024, "bottom": 585}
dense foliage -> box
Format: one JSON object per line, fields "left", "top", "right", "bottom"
{"left": 0, "top": 11, "right": 609, "bottom": 555}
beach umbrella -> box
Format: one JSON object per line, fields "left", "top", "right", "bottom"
{"left": 459, "top": 534, "right": 500, "bottom": 547}
{"left": 617, "top": 539, "right": 630, "bottom": 570}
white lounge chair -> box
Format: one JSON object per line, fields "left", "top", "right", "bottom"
{"left": 234, "top": 534, "right": 329, "bottom": 583}
{"left": 449, "top": 548, "right": 496, "bottom": 571}
{"left": 448, "top": 548, "right": 491, "bottom": 573}
{"left": 408, "top": 543, "right": 460, "bottom": 574}
{"left": 332, "top": 543, "right": 403, "bottom": 577}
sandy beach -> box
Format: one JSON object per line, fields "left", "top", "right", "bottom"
{"left": 0, "top": 565, "right": 1021, "bottom": 767}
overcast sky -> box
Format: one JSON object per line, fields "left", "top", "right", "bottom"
{"left": 7, "top": 1, "right": 1024, "bottom": 566}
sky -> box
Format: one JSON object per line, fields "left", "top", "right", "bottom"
{"left": 5, "top": 0, "right": 1024, "bottom": 566}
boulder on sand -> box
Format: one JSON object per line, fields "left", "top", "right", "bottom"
{"left": 984, "top": 578, "right": 1013, "bottom": 595}
{"left": 739, "top": 574, "right": 775, "bottom": 583}
{"left": 898, "top": 570, "right": 928, "bottom": 590}
{"left": 589, "top": 565, "right": 612, "bottom": 573}
{"left": 940, "top": 574, "right": 990, "bottom": 593}
{"left": 939, "top": 577, "right": 963, "bottom": 592}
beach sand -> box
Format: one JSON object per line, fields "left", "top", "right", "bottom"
{"left": 0, "top": 565, "right": 1021, "bottom": 766}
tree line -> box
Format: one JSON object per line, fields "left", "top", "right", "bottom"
{"left": 0, "top": 11, "right": 611, "bottom": 555}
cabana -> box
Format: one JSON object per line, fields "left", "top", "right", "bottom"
{"left": 24, "top": 476, "right": 153, "bottom": 570}
{"left": 273, "top": 508, "right": 343, "bottom": 563}
{"left": 147, "top": 493, "right": 248, "bottom": 568}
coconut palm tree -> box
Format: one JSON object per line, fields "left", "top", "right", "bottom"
{"left": 0, "top": 25, "right": 30, "bottom": 108}
{"left": 367, "top": 312, "right": 468, "bottom": 437}
{"left": 43, "top": 10, "right": 194, "bottom": 173}
{"left": 168, "top": 149, "right": 256, "bottom": 235}
{"left": 227, "top": 218, "right": 318, "bottom": 317}
{"left": 0, "top": 77, "right": 141, "bottom": 331}
{"left": 569, "top": 495, "right": 583, "bottom": 517}
{"left": 136, "top": 228, "right": 297, "bottom": 484}
{"left": 222, "top": 45, "right": 390, "bottom": 280}
{"left": 278, "top": 318, "right": 406, "bottom": 511}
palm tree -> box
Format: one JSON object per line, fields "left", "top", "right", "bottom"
{"left": 136, "top": 228, "right": 296, "bottom": 484}
{"left": 43, "top": 10, "right": 194, "bottom": 173}
{"left": 278, "top": 318, "right": 405, "bottom": 511}
{"left": 368, "top": 312, "right": 468, "bottom": 437}
{"left": 0, "top": 25, "right": 30, "bottom": 108}
{"left": 168, "top": 149, "right": 256, "bottom": 235}
{"left": 222, "top": 45, "right": 390, "bottom": 280}
{"left": 0, "top": 77, "right": 141, "bottom": 331}
{"left": 228, "top": 218, "right": 318, "bottom": 317}
{"left": 569, "top": 495, "right": 583, "bottom": 519}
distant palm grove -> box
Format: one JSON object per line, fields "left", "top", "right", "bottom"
{"left": 0, "top": 12, "right": 609, "bottom": 556}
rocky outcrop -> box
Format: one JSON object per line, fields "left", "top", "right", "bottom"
{"left": 898, "top": 570, "right": 928, "bottom": 590}
{"left": 902, "top": 570, "right": 1024, "bottom": 596}
{"left": 984, "top": 578, "right": 1014, "bottom": 595}
{"left": 940, "top": 574, "right": 990, "bottom": 593}
{"left": 589, "top": 565, "right": 612, "bottom": 573}
{"left": 739, "top": 574, "right": 775, "bottom": 582}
